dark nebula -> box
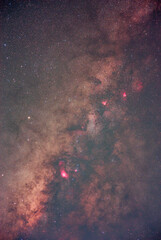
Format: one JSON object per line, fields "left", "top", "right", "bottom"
{"left": 0, "top": 0, "right": 161, "bottom": 240}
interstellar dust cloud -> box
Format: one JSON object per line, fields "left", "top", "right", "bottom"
{"left": 1, "top": 0, "right": 161, "bottom": 239}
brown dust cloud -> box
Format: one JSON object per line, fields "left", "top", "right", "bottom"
{"left": 1, "top": 0, "right": 161, "bottom": 239}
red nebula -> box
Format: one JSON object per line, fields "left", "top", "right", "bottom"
{"left": 122, "top": 92, "right": 127, "bottom": 98}
{"left": 59, "top": 161, "right": 69, "bottom": 179}
{"left": 60, "top": 169, "right": 69, "bottom": 179}
{"left": 102, "top": 100, "right": 108, "bottom": 106}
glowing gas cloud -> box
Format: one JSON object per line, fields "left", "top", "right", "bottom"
{"left": 1, "top": 0, "right": 161, "bottom": 240}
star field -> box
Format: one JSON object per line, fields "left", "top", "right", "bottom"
{"left": 0, "top": 0, "right": 161, "bottom": 240}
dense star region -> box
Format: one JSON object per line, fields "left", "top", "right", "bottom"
{"left": 0, "top": 0, "right": 161, "bottom": 239}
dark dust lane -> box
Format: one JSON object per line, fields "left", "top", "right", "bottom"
{"left": 0, "top": 0, "right": 161, "bottom": 239}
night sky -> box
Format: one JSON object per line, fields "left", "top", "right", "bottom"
{"left": 1, "top": 0, "right": 161, "bottom": 239}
